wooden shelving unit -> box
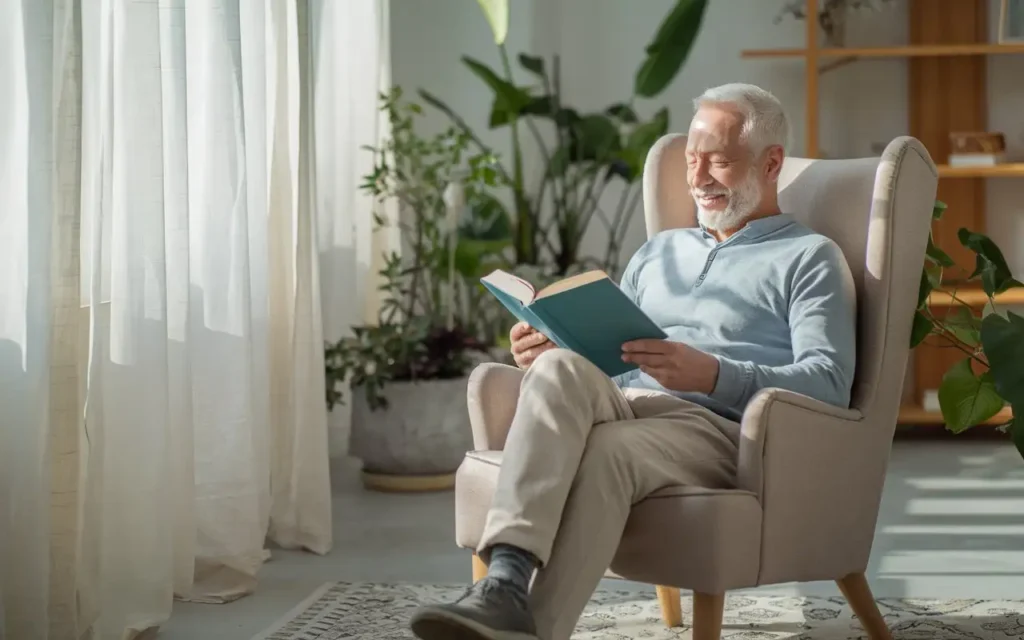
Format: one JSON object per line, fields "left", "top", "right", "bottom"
{"left": 743, "top": 43, "right": 1024, "bottom": 59}
{"left": 937, "top": 163, "right": 1024, "bottom": 178}
{"left": 927, "top": 288, "right": 1024, "bottom": 307}
{"left": 742, "top": 0, "right": 1024, "bottom": 428}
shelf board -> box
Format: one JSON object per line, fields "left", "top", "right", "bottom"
{"left": 898, "top": 404, "right": 1012, "bottom": 426}
{"left": 937, "top": 163, "right": 1024, "bottom": 178}
{"left": 927, "top": 287, "right": 1024, "bottom": 307}
{"left": 742, "top": 43, "right": 1024, "bottom": 59}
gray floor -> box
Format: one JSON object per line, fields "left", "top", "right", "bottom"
{"left": 161, "top": 440, "right": 1024, "bottom": 639}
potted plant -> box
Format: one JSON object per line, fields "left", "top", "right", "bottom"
{"left": 419, "top": 0, "right": 710, "bottom": 279}
{"left": 325, "top": 88, "right": 513, "bottom": 491}
{"left": 913, "top": 200, "right": 1024, "bottom": 459}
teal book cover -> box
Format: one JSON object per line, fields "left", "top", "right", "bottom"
{"left": 480, "top": 269, "right": 667, "bottom": 378}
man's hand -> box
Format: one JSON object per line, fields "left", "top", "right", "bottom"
{"left": 621, "top": 339, "right": 720, "bottom": 395}
{"left": 510, "top": 321, "right": 556, "bottom": 370}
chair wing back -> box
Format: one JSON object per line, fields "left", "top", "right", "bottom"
{"left": 641, "top": 134, "right": 938, "bottom": 426}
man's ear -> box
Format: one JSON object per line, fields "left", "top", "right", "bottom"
{"left": 764, "top": 146, "right": 784, "bottom": 183}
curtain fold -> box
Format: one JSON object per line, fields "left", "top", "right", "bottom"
{"left": 0, "top": 0, "right": 383, "bottom": 637}
{"left": 311, "top": 0, "right": 397, "bottom": 458}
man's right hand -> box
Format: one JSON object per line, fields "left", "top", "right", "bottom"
{"left": 509, "top": 321, "right": 555, "bottom": 370}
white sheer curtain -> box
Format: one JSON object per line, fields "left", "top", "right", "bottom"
{"left": 0, "top": 0, "right": 386, "bottom": 637}
{"left": 311, "top": 0, "right": 397, "bottom": 456}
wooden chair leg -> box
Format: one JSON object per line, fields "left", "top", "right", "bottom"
{"left": 692, "top": 591, "right": 725, "bottom": 640}
{"left": 472, "top": 553, "right": 488, "bottom": 582}
{"left": 837, "top": 573, "right": 892, "bottom": 640}
{"left": 655, "top": 585, "right": 682, "bottom": 627}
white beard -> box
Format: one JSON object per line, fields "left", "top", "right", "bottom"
{"left": 694, "top": 171, "right": 762, "bottom": 232}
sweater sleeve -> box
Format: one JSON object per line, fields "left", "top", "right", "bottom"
{"left": 708, "top": 239, "right": 858, "bottom": 410}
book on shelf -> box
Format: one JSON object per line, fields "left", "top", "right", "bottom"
{"left": 947, "top": 153, "right": 1006, "bottom": 167}
{"left": 480, "top": 269, "right": 667, "bottom": 378}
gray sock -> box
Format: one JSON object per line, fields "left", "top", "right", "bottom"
{"left": 485, "top": 544, "right": 539, "bottom": 595}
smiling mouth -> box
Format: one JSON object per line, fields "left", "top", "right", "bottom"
{"left": 696, "top": 194, "right": 726, "bottom": 206}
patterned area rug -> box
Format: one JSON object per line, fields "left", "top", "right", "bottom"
{"left": 252, "top": 582, "right": 1024, "bottom": 639}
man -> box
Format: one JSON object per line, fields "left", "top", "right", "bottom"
{"left": 410, "top": 83, "right": 857, "bottom": 640}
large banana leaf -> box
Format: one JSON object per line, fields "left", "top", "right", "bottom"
{"left": 635, "top": 0, "right": 708, "bottom": 98}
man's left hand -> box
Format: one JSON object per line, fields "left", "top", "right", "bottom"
{"left": 621, "top": 339, "right": 719, "bottom": 395}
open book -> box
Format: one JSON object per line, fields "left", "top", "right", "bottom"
{"left": 481, "top": 269, "right": 667, "bottom": 378}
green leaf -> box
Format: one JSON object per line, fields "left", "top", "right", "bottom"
{"left": 981, "top": 311, "right": 1024, "bottom": 409}
{"left": 958, "top": 228, "right": 1017, "bottom": 295}
{"left": 932, "top": 200, "right": 947, "bottom": 220}
{"left": 917, "top": 268, "right": 933, "bottom": 309}
{"left": 462, "top": 56, "right": 532, "bottom": 122}
{"left": 938, "top": 358, "right": 1005, "bottom": 433}
{"left": 475, "top": 0, "right": 508, "bottom": 45}
{"left": 924, "top": 262, "right": 942, "bottom": 289}
{"left": 572, "top": 114, "right": 621, "bottom": 160}
{"left": 605, "top": 108, "right": 669, "bottom": 181}
{"left": 634, "top": 0, "right": 708, "bottom": 98}
{"left": 460, "top": 193, "right": 513, "bottom": 242}
{"left": 606, "top": 103, "right": 639, "bottom": 123}
{"left": 490, "top": 95, "right": 552, "bottom": 127}
{"left": 910, "top": 311, "right": 933, "bottom": 348}
{"left": 605, "top": 151, "right": 641, "bottom": 182}
{"left": 626, "top": 108, "right": 670, "bottom": 157}
{"left": 942, "top": 306, "right": 981, "bottom": 348}
{"left": 455, "top": 238, "right": 510, "bottom": 278}
{"left": 925, "top": 234, "right": 955, "bottom": 268}
{"left": 518, "top": 53, "right": 544, "bottom": 76}
{"left": 547, "top": 146, "right": 570, "bottom": 177}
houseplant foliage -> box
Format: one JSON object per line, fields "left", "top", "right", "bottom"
{"left": 420, "top": 0, "right": 709, "bottom": 277}
{"left": 912, "top": 200, "right": 1024, "bottom": 459}
{"left": 324, "top": 88, "right": 511, "bottom": 413}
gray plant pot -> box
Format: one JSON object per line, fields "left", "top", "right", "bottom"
{"left": 349, "top": 376, "right": 473, "bottom": 492}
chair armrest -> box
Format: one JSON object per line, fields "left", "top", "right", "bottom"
{"left": 737, "top": 387, "right": 865, "bottom": 500}
{"left": 736, "top": 388, "right": 893, "bottom": 583}
{"left": 466, "top": 362, "right": 524, "bottom": 451}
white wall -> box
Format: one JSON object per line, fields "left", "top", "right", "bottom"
{"left": 390, "top": 0, "right": 1024, "bottom": 273}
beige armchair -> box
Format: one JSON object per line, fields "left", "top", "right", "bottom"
{"left": 454, "top": 135, "right": 938, "bottom": 639}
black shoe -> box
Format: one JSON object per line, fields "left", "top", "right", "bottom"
{"left": 409, "top": 577, "right": 539, "bottom": 640}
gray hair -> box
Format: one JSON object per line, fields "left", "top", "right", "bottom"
{"left": 693, "top": 83, "right": 789, "bottom": 154}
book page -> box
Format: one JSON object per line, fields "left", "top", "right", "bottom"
{"left": 480, "top": 269, "right": 536, "bottom": 303}
{"left": 535, "top": 269, "right": 608, "bottom": 299}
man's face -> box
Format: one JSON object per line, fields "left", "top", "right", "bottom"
{"left": 685, "top": 105, "right": 763, "bottom": 232}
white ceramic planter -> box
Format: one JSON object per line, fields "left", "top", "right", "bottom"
{"left": 349, "top": 376, "right": 473, "bottom": 492}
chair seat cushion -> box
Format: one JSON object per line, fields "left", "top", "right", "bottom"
{"left": 454, "top": 450, "right": 763, "bottom": 593}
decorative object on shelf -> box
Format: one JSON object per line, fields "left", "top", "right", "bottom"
{"left": 419, "top": 0, "right": 708, "bottom": 281}
{"left": 912, "top": 200, "right": 1024, "bottom": 459}
{"left": 948, "top": 131, "right": 1007, "bottom": 167}
{"left": 774, "top": 0, "right": 895, "bottom": 48}
{"left": 999, "top": 0, "right": 1024, "bottom": 43}
{"left": 325, "top": 89, "right": 512, "bottom": 492}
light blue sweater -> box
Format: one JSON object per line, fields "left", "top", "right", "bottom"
{"left": 616, "top": 213, "right": 857, "bottom": 422}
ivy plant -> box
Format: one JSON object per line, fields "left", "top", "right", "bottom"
{"left": 912, "top": 200, "right": 1024, "bottom": 459}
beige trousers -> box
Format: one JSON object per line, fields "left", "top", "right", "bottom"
{"left": 477, "top": 348, "right": 742, "bottom": 640}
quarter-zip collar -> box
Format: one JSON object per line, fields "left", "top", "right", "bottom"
{"left": 699, "top": 213, "right": 794, "bottom": 246}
